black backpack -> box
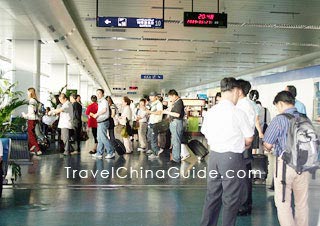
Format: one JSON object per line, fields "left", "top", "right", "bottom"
{"left": 277, "top": 113, "right": 320, "bottom": 202}
{"left": 35, "top": 100, "right": 45, "bottom": 118}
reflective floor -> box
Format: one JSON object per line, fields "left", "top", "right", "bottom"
{"left": 1, "top": 138, "right": 320, "bottom": 226}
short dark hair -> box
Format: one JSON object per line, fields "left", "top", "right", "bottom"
{"left": 220, "top": 77, "right": 241, "bottom": 92}
{"left": 286, "top": 85, "right": 297, "bottom": 98}
{"left": 76, "top": 95, "right": 81, "bottom": 99}
{"left": 237, "top": 79, "right": 251, "bottom": 96}
{"left": 273, "top": 91, "right": 295, "bottom": 105}
{"left": 70, "top": 93, "right": 77, "bottom": 99}
{"left": 91, "top": 95, "right": 97, "bottom": 102}
{"left": 168, "top": 89, "right": 179, "bottom": 96}
{"left": 59, "top": 93, "right": 67, "bottom": 100}
{"left": 96, "top": 89, "right": 104, "bottom": 94}
{"left": 214, "top": 92, "right": 221, "bottom": 103}
{"left": 139, "top": 98, "right": 146, "bottom": 104}
{"left": 249, "top": 90, "right": 259, "bottom": 101}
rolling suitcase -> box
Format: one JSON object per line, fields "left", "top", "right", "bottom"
{"left": 252, "top": 154, "right": 268, "bottom": 180}
{"left": 113, "top": 139, "right": 126, "bottom": 155}
{"left": 181, "top": 143, "right": 192, "bottom": 161}
{"left": 187, "top": 140, "right": 209, "bottom": 161}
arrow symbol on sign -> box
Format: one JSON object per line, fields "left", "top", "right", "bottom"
{"left": 105, "top": 19, "right": 112, "bottom": 24}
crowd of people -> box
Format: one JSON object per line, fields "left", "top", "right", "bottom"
{"left": 21, "top": 88, "right": 186, "bottom": 164}
{"left": 10, "top": 79, "right": 313, "bottom": 226}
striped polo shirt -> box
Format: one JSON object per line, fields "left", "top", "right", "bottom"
{"left": 263, "top": 107, "right": 300, "bottom": 156}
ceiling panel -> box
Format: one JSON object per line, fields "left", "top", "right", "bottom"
{"left": 2, "top": 0, "right": 320, "bottom": 96}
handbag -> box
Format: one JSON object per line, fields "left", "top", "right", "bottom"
{"left": 120, "top": 126, "right": 129, "bottom": 138}
{"left": 80, "top": 131, "right": 89, "bottom": 141}
{"left": 152, "top": 119, "right": 170, "bottom": 134}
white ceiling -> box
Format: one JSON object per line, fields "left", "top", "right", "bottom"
{"left": 1, "top": 0, "right": 320, "bottom": 96}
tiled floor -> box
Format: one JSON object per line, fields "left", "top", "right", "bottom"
{"left": 0, "top": 139, "right": 320, "bottom": 226}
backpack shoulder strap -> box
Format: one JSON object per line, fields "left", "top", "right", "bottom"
{"left": 281, "top": 161, "right": 287, "bottom": 203}
{"left": 279, "top": 113, "right": 294, "bottom": 119}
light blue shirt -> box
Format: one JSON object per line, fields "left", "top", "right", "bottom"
{"left": 295, "top": 99, "right": 306, "bottom": 115}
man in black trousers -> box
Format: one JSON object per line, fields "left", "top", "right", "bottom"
{"left": 70, "top": 93, "right": 82, "bottom": 154}
{"left": 200, "top": 77, "right": 254, "bottom": 226}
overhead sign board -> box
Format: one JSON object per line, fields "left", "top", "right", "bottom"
{"left": 127, "top": 91, "right": 137, "bottom": 95}
{"left": 183, "top": 12, "right": 227, "bottom": 28}
{"left": 141, "top": 74, "right": 163, "bottom": 80}
{"left": 129, "top": 86, "right": 138, "bottom": 90}
{"left": 97, "top": 16, "right": 164, "bottom": 29}
{"left": 113, "top": 87, "right": 126, "bottom": 91}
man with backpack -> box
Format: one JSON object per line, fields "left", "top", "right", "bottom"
{"left": 263, "top": 91, "right": 319, "bottom": 226}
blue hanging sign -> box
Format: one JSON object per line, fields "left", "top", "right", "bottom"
{"left": 141, "top": 74, "right": 164, "bottom": 80}
{"left": 97, "top": 17, "right": 164, "bottom": 29}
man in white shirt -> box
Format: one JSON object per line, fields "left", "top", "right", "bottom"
{"left": 146, "top": 92, "right": 163, "bottom": 160}
{"left": 200, "top": 77, "right": 254, "bottom": 226}
{"left": 91, "top": 89, "right": 114, "bottom": 159}
{"left": 50, "top": 93, "right": 74, "bottom": 156}
{"left": 236, "top": 79, "right": 256, "bottom": 216}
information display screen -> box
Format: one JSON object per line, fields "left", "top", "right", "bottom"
{"left": 183, "top": 12, "right": 227, "bottom": 28}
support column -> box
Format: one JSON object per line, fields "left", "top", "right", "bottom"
{"left": 87, "top": 83, "right": 93, "bottom": 101}
{"left": 12, "top": 39, "right": 41, "bottom": 96}
{"left": 68, "top": 74, "right": 81, "bottom": 93}
{"left": 11, "top": 39, "right": 41, "bottom": 116}
{"left": 80, "top": 80, "right": 88, "bottom": 104}
{"left": 50, "top": 63, "right": 68, "bottom": 93}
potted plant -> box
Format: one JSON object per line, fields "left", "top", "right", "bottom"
{"left": 0, "top": 79, "right": 28, "bottom": 183}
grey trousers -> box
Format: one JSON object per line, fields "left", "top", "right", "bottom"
{"left": 138, "top": 122, "right": 147, "bottom": 149}
{"left": 200, "top": 151, "right": 247, "bottom": 226}
{"left": 61, "top": 128, "right": 70, "bottom": 154}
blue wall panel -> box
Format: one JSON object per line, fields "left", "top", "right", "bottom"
{"left": 252, "top": 65, "right": 320, "bottom": 86}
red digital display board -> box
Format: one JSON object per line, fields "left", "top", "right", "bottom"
{"left": 184, "top": 12, "right": 227, "bottom": 28}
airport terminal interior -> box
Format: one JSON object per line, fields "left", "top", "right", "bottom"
{"left": 1, "top": 0, "right": 320, "bottom": 225}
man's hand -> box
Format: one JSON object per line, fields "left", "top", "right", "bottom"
{"left": 263, "top": 142, "right": 273, "bottom": 152}
{"left": 0, "top": 156, "right": 2, "bottom": 162}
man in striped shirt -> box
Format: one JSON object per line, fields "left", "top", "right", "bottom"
{"left": 263, "top": 91, "right": 309, "bottom": 226}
